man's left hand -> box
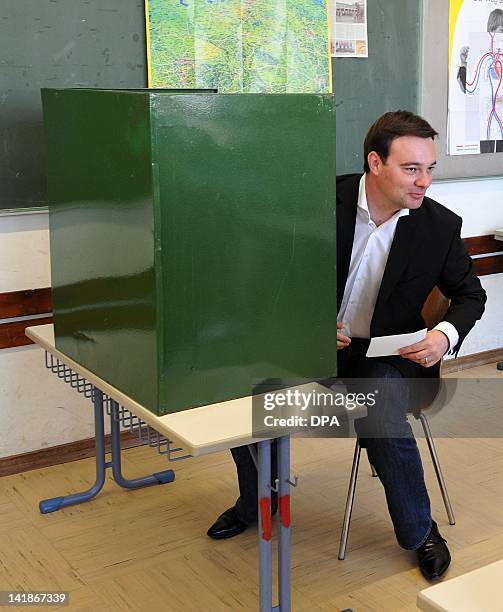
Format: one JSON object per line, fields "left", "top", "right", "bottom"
{"left": 398, "top": 330, "right": 449, "bottom": 368}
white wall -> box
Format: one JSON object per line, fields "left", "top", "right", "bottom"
{"left": 428, "top": 178, "right": 503, "bottom": 238}
{"left": 0, "top": 212, "right": 51, "bottom": 292}
{"left": 1, "top": 180, "right": 502, "bottom": 458}
{"left": 0, "top": 344, "right": 95, "bottom": 457}
{"left": 428, "top": 178, "right": 503, "bottom": 357}
{"left": 0, "top": 212, "right": 95, "bottom": 458}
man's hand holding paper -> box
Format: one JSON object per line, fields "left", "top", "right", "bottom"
{"left": 398, "top": 329, "right": 450, "bottom": 368}
{"left": 365, "top": 328, "right": 449, "bottom": 367}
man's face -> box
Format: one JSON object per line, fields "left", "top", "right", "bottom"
{"left": 373, "top": 136, "right": 436, "bottom": 211}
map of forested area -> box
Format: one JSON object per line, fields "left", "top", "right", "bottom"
{"left": 147, "top": 0, "right": 330, "bottom": 93}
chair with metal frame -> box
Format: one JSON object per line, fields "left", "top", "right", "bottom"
{"left": 338, "top": 287, "right": 456, "bottom": 560}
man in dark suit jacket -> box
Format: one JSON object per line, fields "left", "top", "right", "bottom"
{"left": 207, "top": 111, "right": 486, "bottom": 581}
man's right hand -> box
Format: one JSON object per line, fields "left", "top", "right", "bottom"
{"left": 337, "top": 322, "right": 351, "bottom": 350}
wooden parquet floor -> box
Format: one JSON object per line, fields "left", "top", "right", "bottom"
{"left": 1, "top": 363, "right": 502, "bottom": 611}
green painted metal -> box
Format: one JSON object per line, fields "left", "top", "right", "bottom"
{"left": 43, "top": 89, "right": 337, "bottom": 415}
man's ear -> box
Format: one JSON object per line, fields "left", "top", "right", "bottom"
{"left": 367, "top": 151, "right": 381, "bottom": 176}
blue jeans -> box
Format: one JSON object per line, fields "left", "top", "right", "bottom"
{"left": 340, "top": 343, "right": 432, "bottom": 550}
{"left": 230, "top": 350, "right": 432, "bottom": 549}
{"left": 231, "top": 442, "right": 278, "bottom": 524}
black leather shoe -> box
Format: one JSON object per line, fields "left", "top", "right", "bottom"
{"left": 207, "top": 507, "right": 249, "bottom": 540}
{"left": 417, "top": 521, "right": 451, "bottom": 581}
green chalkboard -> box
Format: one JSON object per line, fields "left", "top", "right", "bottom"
{"left": 332, "top": 0, "right": 422, "bottom": 175}
{"left": 1, "top": 0, "right": 423, "bottom": 210}
{"left": 0, "top": 0, "right": 147, "bottom": 212}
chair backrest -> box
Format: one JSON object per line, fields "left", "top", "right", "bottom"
{"left": 414, "top": 287, "right": 451, "bottom": 415}
{"left": 421, "top": 286, "right": 450, "bottom": 330}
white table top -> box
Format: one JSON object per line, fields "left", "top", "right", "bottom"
{"left": 417, "top": 559, "right": 503, "bottom": 612}
{"left": 26, "top": 324, "right": 330, "bottom": 457}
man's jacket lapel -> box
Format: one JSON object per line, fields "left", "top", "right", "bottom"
{"left": 373, "top": 214, "right": 416, "bottom": 320}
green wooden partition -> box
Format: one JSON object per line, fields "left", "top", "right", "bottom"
{"left": 43, "top": 89, "right": 337, "bottom": 415}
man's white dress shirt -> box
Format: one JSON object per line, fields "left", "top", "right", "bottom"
{"left": 337, "top": 175, "right": 458, "bottom": 351}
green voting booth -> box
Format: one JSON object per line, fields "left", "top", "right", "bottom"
{"left": 42, "top": 89, "right": 337, "bottom": 415}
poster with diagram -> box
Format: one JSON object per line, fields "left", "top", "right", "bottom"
{"left": 448, "top": 0, "right": 503, "bottom": 155}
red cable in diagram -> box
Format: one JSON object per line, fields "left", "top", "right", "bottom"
{"left": 465, "top": 32, "right": 503, "bottom": 141}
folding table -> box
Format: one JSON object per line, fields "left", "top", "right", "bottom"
{"left": 26, "top": 323, "right": 301, "bottom": 612}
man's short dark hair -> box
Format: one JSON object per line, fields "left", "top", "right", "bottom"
{"left": 363, "top": 111, "right": 438, "bottom": 173}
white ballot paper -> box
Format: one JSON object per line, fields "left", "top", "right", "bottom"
{"left": 366, "top": 329, "right": 427, "bottom": 358}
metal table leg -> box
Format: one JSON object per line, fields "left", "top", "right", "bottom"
{"left": 278, "top": 435, "right": 292, "bottom": 612}
{"left": 39, "top": 388, "right": 108, "bottom": 513}
{"left": 109, "top": 399, "right": 175, "bottom": 487}
{"left": 258, "top": 439, "right": 273, "bottom": 611}
{"left": 39, "top": 389, "right": 176, "bottom": 514}
{"left": 258, "top": 436, "right": 292, "bottom": 612}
